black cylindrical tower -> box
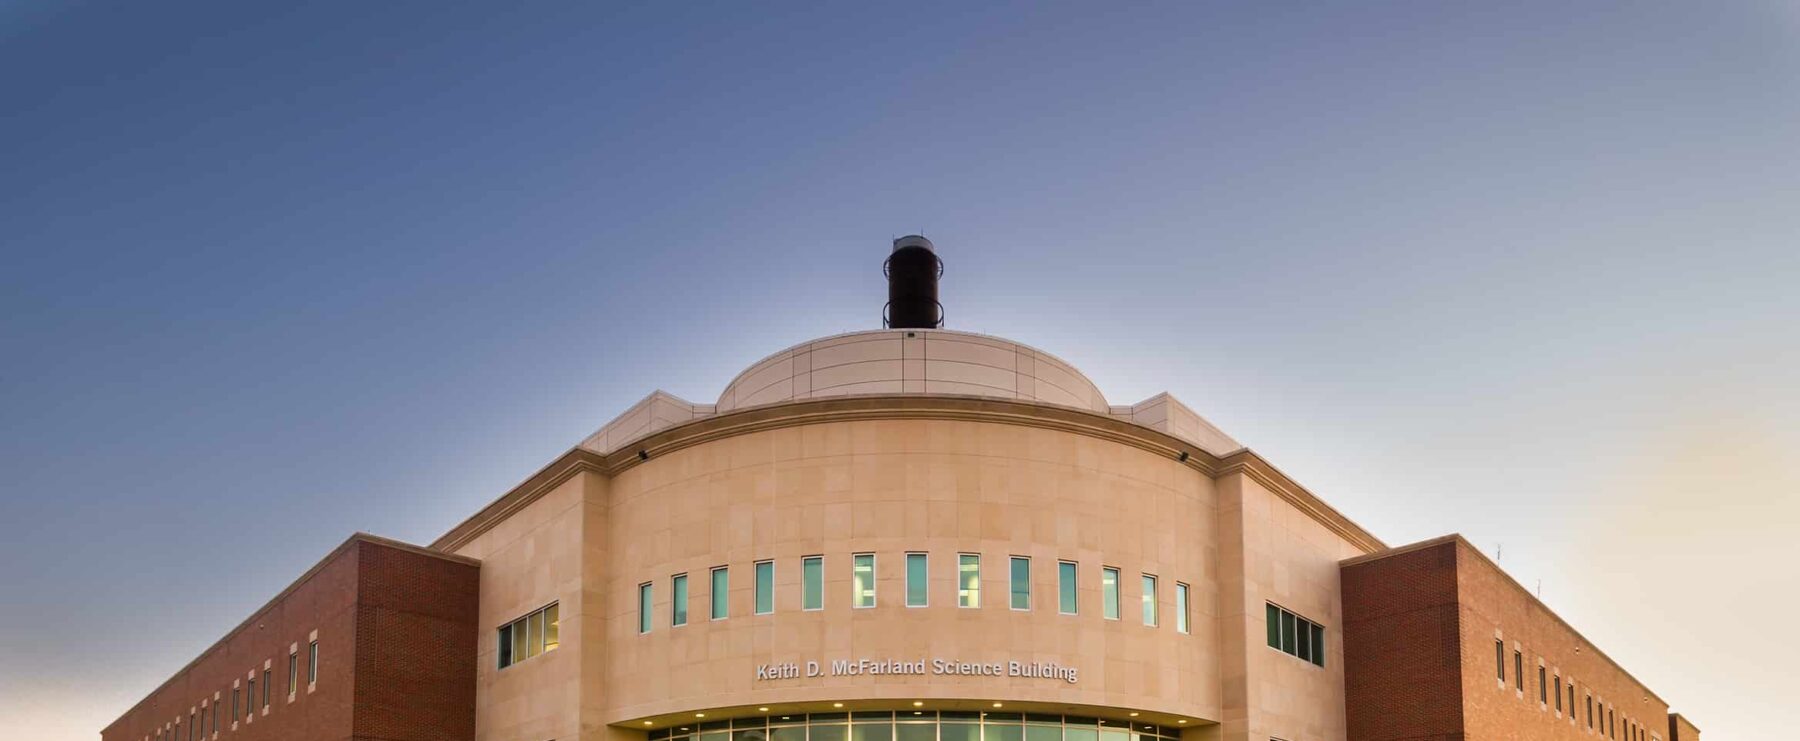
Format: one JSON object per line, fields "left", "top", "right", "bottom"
{"left": 884, "top": 235, "right": 943, "bottom": 329}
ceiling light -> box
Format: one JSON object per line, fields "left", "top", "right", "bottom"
{"left": 833, "top": 703, "right": 844, "bottom": 709}
{"left": 913, "top": 702, "right": 924, "bottom": 707}
{"left": 992, "top": 703, "right": 1003, "bottom": 708}
{"left": 760, "top": 708, "right": 770, "bottom": 713}
{"left": 644, "top": 722, "right": 654, "bottom": 726}
{"left": 913, "top": 712, "right": 923, "bottom": 716}
{"left": 696, "top": 713, "right": 706, "bottom": 718}
{"left": 1177, "top": 720, "right": 1187, "bottom": 725}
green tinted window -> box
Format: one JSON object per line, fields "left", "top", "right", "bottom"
{"left": 755, "top": 561, "right": 774, "bottom": 615}
{"left": 672, "top": 573, "right": 689, "bottom": 626}
{"left": 1058, "top": 561, "right": 1077, "bottom": 614}
{"left": 1010, "top": 557, "right": 1031, "bottom": 610}
{"left": 711, "top": 567, "right": 729, "bottom": 620}
{"left": 853, "top": 554, "right": 876, "bottom": 607}
{"left": 803, "top": 556, "right": 823, "bottom": 610}
{"left": 906, "top": 553, "right": 928, "bottom": 606}
{"left": 1266, "top": 604, "right": 1281, "bottom": 648}
{"left": 1101, "top": 567, "right": 1120, "bottom": 619}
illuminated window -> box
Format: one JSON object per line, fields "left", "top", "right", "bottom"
{"left": 500, "top": 602, "right": 560, "bottom": 667}
{"left": 958, "top": 554, "right": 980, "bottom": 608}
{"left": 852, "top": 554, "right": 876, "bottom": 608}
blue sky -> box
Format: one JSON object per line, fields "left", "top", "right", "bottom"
{"left": 3, "top": 2, "right": 1796, "bottom": 738}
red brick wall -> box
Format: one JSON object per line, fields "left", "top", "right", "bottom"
{"left": 350, "top": 539, "right": 479, "bottom": 741}
{"left": 1341, "top": 539, "right": 1465, "bottom": 741}
{"left": 1453, "top": 537, "right": 1669, "bottom": 741}
{"left": 102, "top": 541, "right": 361, "bottom": 741}
{"left": 101, "top": 536, "right": 478, "bottom": 741}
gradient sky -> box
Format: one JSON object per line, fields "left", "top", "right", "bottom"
{"left": 3, "top": 2, "right": 1797, "bottom": 738}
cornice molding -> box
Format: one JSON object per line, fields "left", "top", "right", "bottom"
{"left": 429, "top": 395, "right": 1386, "bottom": 556}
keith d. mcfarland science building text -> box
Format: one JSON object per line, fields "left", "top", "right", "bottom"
{"left": 104, "top": 237, "right": 1705, "bottom": 741}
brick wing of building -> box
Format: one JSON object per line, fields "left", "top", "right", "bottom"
{"left": 103, "top": 237, "right": 1702, "bottom": 741}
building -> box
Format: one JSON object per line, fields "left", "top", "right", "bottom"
{"left": 103, "top": 236, "right": 1701, "bottom": 741}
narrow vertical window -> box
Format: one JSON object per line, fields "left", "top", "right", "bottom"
{"left": 288, "top": 651, "right": 298, "bottom": 696}
{"left": 526, "top": 608, "right": 544, "bottom": 658}
{"left": 261, "top": 669, "right": 270, "bottom": 708}
{"left": 1310, "top": 622, "right": 1326, "bottom": 666}
{"left": 1281, "top": 609, "right": 1297, "bottom": 653}
{"left": 1009, "top": 556, "right": 1031, "bottom": 610}
{"left": 1569, "top": 685, "right": 1575, "bottom": 716}
{"left": 1587, "top": 695, "right": 1594, "bottom": 727}
{"left": 307, "top": 640, "right": 318, "bottom": 684}
{"left": 232, "top": 688, "right": 239, "bottom": 721}
{"left": 1539, "top": 666, "right": 1547, "bottom": 703}
{"left": 711, "top": 566, "right": 729, "bottom": 620}
{"left": 1266, "top": 603, "right": 1281, "bottom": 648}
{"left": 958, "top": 554, "right": 981, "bottom": 608}
{"left": 638, "top": 582, "right": 653, "bottom": 634}
{"left": 1101, "top": 567, "right": 1120, "bottom": 620}
{"left": 1496, "top": 639, "right": 1506, "bottom": 681}
{"left": 1058, "top": 561, "right": 1078, "bottom": 615}
{"left": 1141, "top": 574, "right": 1158, "bottom": 626}
{"left": 245, "top": 678, "right": 254, "bottom": 717}
{"left": 1514, "top": 650, "right": 1523, "bottom": 690}
{"left": 852, "top": 553, "right": 876, "bottom": 607}
{"left": 188, "top": 712, "right": 194, "bottom": 741}
{"left": 1296, "top": 615, "right": 1313, "bottom": 661}
{"left": 671, "top": 573, "right": 689, "bottom": 627}
{"left": 1555, "top": 675, "right": 1563, "bottom": 711}
{"left": 1175, "top": 582, "right": 1190, "bottom": 634}
{"left": 543, "top": 603, "right": 559, "bottom": 652}
{"left": 906, "top": 553, "right": 929, "bottom": 606}
{"left": 802, "top": 556, "right": 823, "bottom": 610}
{"left": 755, "top": 560, "right": 775, "bottom": 614}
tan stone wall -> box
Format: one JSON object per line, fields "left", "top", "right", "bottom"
{"left": 1218, "top": 474, "right": 1364, "bottom": 741}
{"left": 1453, "top": 538, "right": 1669, "bottom": 741}
{"left": 599, "top": 418, "right": 1219, "bottom": 724}
{"left": 450, "top": 470, "right": 608, "bottom": 741}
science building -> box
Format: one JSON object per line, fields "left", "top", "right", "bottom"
{"left": 105, "top": 237, "right": 1702, "bottom": 741}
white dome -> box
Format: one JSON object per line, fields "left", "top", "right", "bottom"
{"left": 716, "top": 328, "right": 1109, "bottom": 414}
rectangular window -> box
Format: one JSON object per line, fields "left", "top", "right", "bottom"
{"left": 672, "top": 573, "right": 689, "bottom": 627}
{"left": 638, "top": 582, "right": 653, "bottom": 634}
{"left": 261, "top": 669, "right": 270, "bottom": 708}
{"left": 1310, "top": 622, "right": 1325, "bottom": 667}
{"left": 1496, "top": 639, "right": 1506, "bottom": 681}
{"left": 288, "top": 651, "right": 298, "bottom": 696}
{"left": 307, "top": 640, "right": 318, "bottom": 684}
{"left": 958, "top": 554, "right": 981, "bottom": 608}
{"left": 1175, "top": 582, "right": 1190, "bottom": 634}
{"left": 211, "top": 702, "right": 218, "bottom": 734}
{"left": 499, "top": 603, "right": 561, "bottom": 668}
{"left": 711, "top": 566, "right": 729, "bottom": 620}
{"left": 802, "top": 556, "right": 823, "bottom": 610}
{"left": 188, "top": 713, "right": 194, "bottom": 741}
{"left": 906, "top": 553, "right": 929, "bottom": 606}
{"left": 1555, "top": 675, "right": 1563, "bottom": 711}
{"left": 232, "top": 688, "right": 239, "bottom": 721}
{"left": 852, "top": 553, "right": 876, "bottom": 608}
{"left": 1587, "top": 695, "right": 1594, "bottom": 727}
{"left": 1010, "top": 556, "right": 1031, "bottom": 610}
{"left": 1266, "top": 602, "right": 1326, "bottom": 665}
{"left": 1101, "top": 567, "right": 1120, "bottom": 620}
{"left": 1058, "top": 561, "right": 1077, "bottom": 615}
{"left": 1539, "top": 666, "right": 1547, "bottom": 703}
{"left": 755, "top": 560, "right": 775, "bottom": 614}
{"left": 1140, "top": 574, "right": 1158, "bottom": 626}
{"left": 1514, "top": 650, "right": 1523, "bottom": 691}
{"left": 1569, "top": 685, "right": 1576, "bottom": 716}
{"left": 246, "top": 678, "right": 254, "bottom": 718}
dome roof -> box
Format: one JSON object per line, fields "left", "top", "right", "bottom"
{"left": 716, "top": 328, "right": 1109, "bottom": 414}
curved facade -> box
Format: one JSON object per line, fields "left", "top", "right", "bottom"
{"left": 103, "top": 239, "right": 1701, "bottom": 741}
